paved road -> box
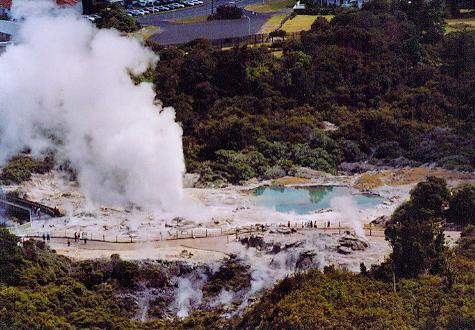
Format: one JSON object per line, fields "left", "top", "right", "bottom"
{"left": 136, "top": 0, "right": 279, "bottom": 44}
{"left": 147, "top": 11, "right": 271, "bottom": 44}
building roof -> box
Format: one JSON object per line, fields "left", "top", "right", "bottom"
{"left": 57, "top": 0, "right": 79, "bottom": 5}
{"left": 0, "top": 0, "right": 79, "bottom": 9}
{"left": 0, "top": 0, "right": 12, "bottom": 9}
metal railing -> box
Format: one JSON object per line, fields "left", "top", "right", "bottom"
{"left": 21, "top": 222, "right": 385, "bottom": 244}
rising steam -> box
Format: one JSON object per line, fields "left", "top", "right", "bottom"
{"left": 0, "top": 0, "right": 185, "bottom": 210}
{"left": 330, "top": 195, "right": 365, "bottom": 237}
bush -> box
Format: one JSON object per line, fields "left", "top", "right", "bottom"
{"left": 292, "top": 143, "right": 337, "bottom": 173}
{"left": 0, "top": 155, "right": 54, "bottom": 185}
{"left": 448, "top": 185, "right": 475, "bottom": 226}
{"left": 270, "top": 30, "right": 287, "bottom": 38}
{"left": 374, "top": 141, "right": 402, "bottom": 159}
{"left": 96, "top": 4, "right": 140, "bottom": 33}
{"left": 208, "top": 5, "right": 243, "bottom": 20}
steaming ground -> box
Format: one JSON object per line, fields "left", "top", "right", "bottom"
{"left": 8, "top": 170, "right": 401, "bottom": 240}
{"left": 5, "top": 169, "right": 469, "bottom": 318}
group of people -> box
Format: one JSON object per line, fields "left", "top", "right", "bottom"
{"left": 41, "top": 233, "right": 50, "bottom": 241}
{"left": 288, "top": 220, "right": 332, "bottom": 229}
{"left": 74, "top": 232, "right": 87, "bottom": 244}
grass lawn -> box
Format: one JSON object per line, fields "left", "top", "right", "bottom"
{"left": 281, "top": 14, "right": 333, "bottom": 33}
{"left": 259, "top": 13, "right": 288, "bottom": 33}
{"left": 170, "top": 14, "right": 209, "bottom": 24}
{"left": 445, "top": 18, "right": 475, "bottom": 33}
{"left": 245, "top": 0, "right": 296, "bottom": 13}
{"left": 127, "top": 26, "right": 157, "bottom": 40}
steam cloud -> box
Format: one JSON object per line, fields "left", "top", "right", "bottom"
{"left": 0, "top": 0, "right": 185, "bottom": 210}
{"left": 330, "top": 195, "right": 365, "bottom": 237}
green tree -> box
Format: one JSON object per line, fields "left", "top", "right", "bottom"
{"left": 96, "top": 4, "right": 139, "bottom": 33}
{"left": 385, "top": 177, "right": 450, "bottom": 277}
{"left": 0, "top": 229, "right": 24, "bottom": 285}
{"left": 448, "top": 185, "right": 475, "bottom": 226}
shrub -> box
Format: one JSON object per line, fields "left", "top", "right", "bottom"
{"left": 448, "top": 185, "right": 475, "bottom": 226}
{"left": 0, "top": 155, "right": 54, "bottom": 185}
{"left": 208, "top": 5, "right": 243, "bottom": 20}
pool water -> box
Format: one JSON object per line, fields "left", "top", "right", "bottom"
{"left": 253, "top": 186, "right": 383, "bottom": 215}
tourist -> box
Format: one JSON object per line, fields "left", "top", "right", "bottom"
{"left": 327, "top": 221, "right": 330, "bottom": 228}
{"left": 46, "top": 233, "right": 50, "bottom": 241}
{"left": 67, "top": 240, "right": 71, "bottom": 247}
{"left": 42, "top": 233, "right": 46, "bottom": 241}
{"left": 288, "top": 220, "right": 290, "bottom": 228}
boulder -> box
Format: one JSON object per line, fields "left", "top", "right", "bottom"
{"left": 371, "top": 215, "right": 389, "bottom": 226}
{"left": 338, "top": 246, "right": 353, "bottom": 255}
{"left": 296, "top": 250, "right": 317, "bottom": 270}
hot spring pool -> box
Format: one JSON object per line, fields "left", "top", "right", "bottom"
{"left": 253, "top": 186, "right": 383, "bottom": 215}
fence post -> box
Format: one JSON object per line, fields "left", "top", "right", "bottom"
{"left": 370, "top": 223, "right": 372, "bottom": 236}
{"left": 103, "top": 234, "right": 105, "bottom": 242}
{"left": 339, "top": 222, "right": 341, "bottom": 235}
{"left": 115, "top": 235, "right": 117, "bottom": 243}
{"left": 130, "top": 236, "right": 133, "bottom": 243}
{"left": 206, "top": 229, "right": 208, "bottom": 237}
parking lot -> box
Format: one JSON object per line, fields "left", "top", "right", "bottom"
{"left": 82, "top": 0, "right": 273, "bottom": 45}
{"left": 125, "top": 0, "right": 205, "bottom": 17}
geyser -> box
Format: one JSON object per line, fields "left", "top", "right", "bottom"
{"left": 0, "top": 0, "right": 185, "bottom": 210}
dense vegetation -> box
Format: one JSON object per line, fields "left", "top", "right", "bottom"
{"left": 208, "top": 5, "right": 244, "bottom": 20}
{"left": 2, "top": 0, "right": 474, "bottom": 185}
{"left": 236, "top": 253, "right": 475, "bottom": 329}
{"left": 0, "top": 154, "right": 54, "bottom": 185}
{"left": 96, "top": 4, "right": 140, "bottom": 33}
{"left": 144, "top": 0, "right": 475, "bottom": 184}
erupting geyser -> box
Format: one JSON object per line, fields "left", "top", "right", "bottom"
{"left": 0, "top": 0, "right": 185, "bottom": 210}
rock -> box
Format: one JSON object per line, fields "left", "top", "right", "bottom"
{"left": 183, "top": 173, "right": 200, "bottom": 188}
{"left": 371, "top": 215, "right": 389, "bottom": 226}
{"left": 277, "top": 227, "right": 292, "bottom": 234}
{"left": 240, "top": 235, "right": 268, "bottom": 251}
{"left": 296, "top": 250, "right": 317, "bottom": 270}
{"left": 283, "top": 241, "right": 304, "bottom": 250}
{"left": 322, "top": 121, "right": 339, "bottom": 132}
{"left": 338, "top": 246, "right": 353, "bottom": 255}
{"left": 338, "top": 234, "right": 369, "bottom": 251}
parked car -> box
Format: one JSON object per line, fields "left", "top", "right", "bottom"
{"left": 156, "top": 5, "right": 170, "bottom": 10}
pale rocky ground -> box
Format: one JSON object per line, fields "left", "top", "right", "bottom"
{"left": 6, "top": 167, "right": 472, "bottom": 269}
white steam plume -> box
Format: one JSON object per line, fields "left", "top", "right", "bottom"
{"left": 330, "top": 195, "right": 365, "bottom": 237}
{"left": 174, "top": 274, "right": 206, "bottom": 318}
{"left": 0, "top": 0, "right": 185, "bottom": 210}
